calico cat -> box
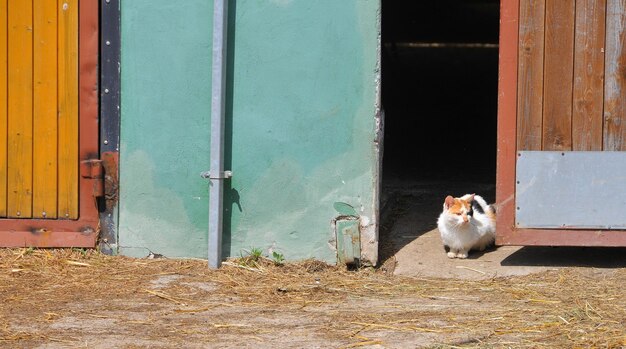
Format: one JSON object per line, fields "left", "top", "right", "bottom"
{"left": 437, "top": 194, "right": 496, "bottom": 259}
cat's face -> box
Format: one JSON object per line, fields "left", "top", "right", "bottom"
{"left": 443, "top": 194, "right": 475, "bottom": 226}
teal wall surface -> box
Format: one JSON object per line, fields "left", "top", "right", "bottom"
{"left": 119, "top": 0, "right": 381, "bottom": 263}
{"left": 119, "top": 0, "right": 213, "bottom": 258}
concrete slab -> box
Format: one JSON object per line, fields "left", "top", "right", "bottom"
{"left": 394, "top": 228, "right": 626, "bottom": 279}
{"left": 379, "top": 180, "right": 626, "bottom": 280}
{"left": 393, "top": 228, "right": 547, "bottom": 279}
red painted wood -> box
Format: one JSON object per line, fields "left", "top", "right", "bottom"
{"left": 498, "top": 0, "right": 626, "bottom": 247}
{"left": 496, "top": 0, "right": 520, "bottom": 244}
{"left": 0, "top": 229, "right": 97, "bottom": 248}
{"left": 498, "top": 228, "right": 626, "bottom": 247}
{"left": 0, "top": 0, "right": 100, "bottom": 247}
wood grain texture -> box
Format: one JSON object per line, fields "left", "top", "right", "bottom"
{"left": 573, "top": 0, "right": 606, "bottom": 150}
{"left": 603, "top": 0, "right": 626, "bottom": 150}
{"left": 0, "top": 1, "right": 99, "bottom": 248}
{"left": 33, "top": 0, "right": 58, "bottom": 219}
{"left": 0, "top": 0, "right": 7, "bottom": 217}
{"left": 542, "top": 0, "right": 575, "bottom": 151}
{"left": 58, "top": 0, "right": 79, "bottom": 219}
{"left": 517, "top": 0, "right": 546, "bottom": 150}
{"left": 7, "top": 0, "right": 34, "bottom": 218}
{"left": 498, "top": 228, "right": 626, "bottom": 246}
{"left": 496, "top": 0, "right": 519, "bottom": 242}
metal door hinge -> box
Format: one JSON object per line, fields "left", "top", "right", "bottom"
{"left": 81, "top": 159, "right": 104, "bottom": 197}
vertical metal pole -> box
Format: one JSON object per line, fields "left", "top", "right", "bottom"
{"left": 208, "top": 0, "right": 229, "bottom": 269}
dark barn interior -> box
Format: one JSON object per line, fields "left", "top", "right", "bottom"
{"left": 380, "top": 0, "right": 501, "bottom": 265}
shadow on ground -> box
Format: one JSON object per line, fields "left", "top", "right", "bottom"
{"left": 378, "top": 178, "right": 496, "bottom": 272}
{"left": 501, "top": 246, "right": 626, "bottom": 268}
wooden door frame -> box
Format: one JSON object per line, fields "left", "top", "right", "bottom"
{"left": 0, "top": 0, "right": 99, "bottom": 247}
{"left": 496, "top": 0, "right": 626, "bottom": 247}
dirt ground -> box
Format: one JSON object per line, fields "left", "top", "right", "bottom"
{"left": 2, "top": 179, "right": 625, "bottom": 348}
{"left": 1, "top": 247, "right": 625, "bottom": 349}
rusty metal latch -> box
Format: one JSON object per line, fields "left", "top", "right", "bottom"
{"left": 81, "top": 159, "right": 104, "bottom": 197}
{"left": 200, "top": 170, "right": 232, "bottom": 180}
{"left": 335, "top": 217, "right": 361, "bottom": 267}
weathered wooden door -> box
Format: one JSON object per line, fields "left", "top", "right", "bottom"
{"left": 497, "top": 0, "right": 626, "bottom": 246}
{"left": 0, "top": 0, "right": 100, "bottom": 247}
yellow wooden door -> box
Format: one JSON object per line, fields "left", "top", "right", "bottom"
{"left": 1, "top": 0, "right": 79, "bottom": 220}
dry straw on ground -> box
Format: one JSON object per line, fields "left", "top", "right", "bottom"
{"left": 0, "top": 248, "right": 625, "bottom": 348}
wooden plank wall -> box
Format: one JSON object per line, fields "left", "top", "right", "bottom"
{"left": 517, "top": 0, "right": 545, "bottom": 150}
{"left": 517, "top": 0, "right": 626, "bottom": 151}
{"left": 57, "top": 0, "right": 79, "bottom": 219}
{"left": 0, "top": 0, "right": 78, "bottom": 219}
{"left": 543, "top": 0, "right": 575, "bottom": 151}
{"left": 34, "top": 0, "right": 59, "bottom": 219}
{"left": 573, "top": 0, "right": 606, "bottom": 150}
{"left": 604, "top": 0, "right": 626, "bottom": 150}
{"left": 7, "top": 0, "right": 34, "bottom": 218}
{"left": 0, "top": 0, "right": 7, "bottom": 217}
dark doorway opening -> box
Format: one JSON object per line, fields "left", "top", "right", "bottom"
{"left": 379, "top": 0, "right": 501, "bottom": 270}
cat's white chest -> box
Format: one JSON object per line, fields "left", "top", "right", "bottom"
{"left": 437, "top": 213, "right": 494, "bottom": 250}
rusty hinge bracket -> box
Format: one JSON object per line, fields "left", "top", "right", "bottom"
{"left": 81, "top": 159, "right": 104, "bottom": 197}
{"left": 335, "top": 217, "right": 361, "bottom": 267}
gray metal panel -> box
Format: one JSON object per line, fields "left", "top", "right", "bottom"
{"left": 516, "top": 151, "right": 626, "bottom": 229}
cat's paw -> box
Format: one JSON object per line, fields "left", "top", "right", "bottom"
{"left": 456, "top": 252, "right": 468, "bottom": 259}
{"left": 446, "top": 251, "right": 457, "bottom": 259}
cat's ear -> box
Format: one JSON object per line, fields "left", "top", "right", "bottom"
{"left": 444, "top": 195, "right": 455, "bottom": 209}
{"left": 468, "top": 194, "right": 475, "bottom": 201}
